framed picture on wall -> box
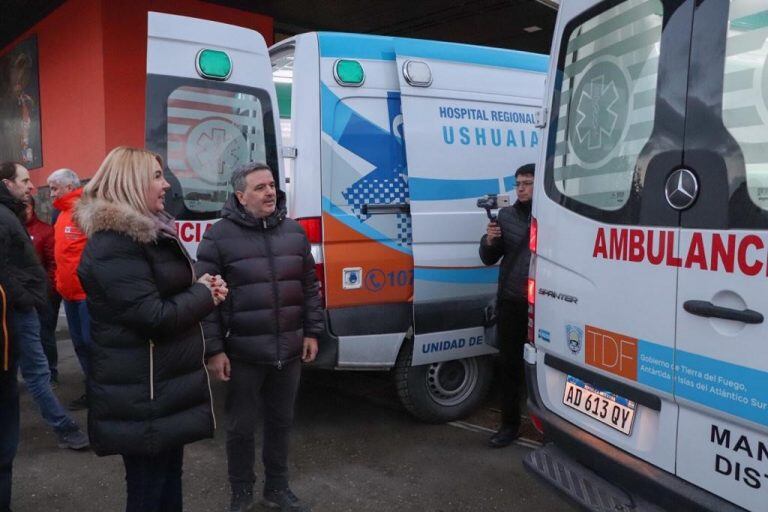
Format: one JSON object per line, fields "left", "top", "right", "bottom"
{"left": 0, "top": 35, "right": 42, "bottom": 169}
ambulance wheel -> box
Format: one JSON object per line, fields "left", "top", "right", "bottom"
{"left": 394, "top": 338, "right": 493, "bottom": 423}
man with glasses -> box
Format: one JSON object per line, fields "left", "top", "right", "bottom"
{"left": 479, "top": 163, "right": 535, "bottom": 448}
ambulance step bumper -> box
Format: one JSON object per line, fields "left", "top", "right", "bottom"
{"left": 524, "top": 359, "right": 747, "bottom": 512}
{"left": 524, "top": 443, "right": 662, "bottom": 512}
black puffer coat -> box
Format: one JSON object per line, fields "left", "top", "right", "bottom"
{"left": 0, "top": 183, "right": 47, "bottom": 311}
{"left": 75, "top": 198, "right": 216, "bottom": 457}
{"left": 479, "top": 200, "right": 532, "bottom": 302}
{"left": 195, "top": 191, "right": 323, "bottom": 365}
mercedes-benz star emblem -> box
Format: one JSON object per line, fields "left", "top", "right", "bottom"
{"left": 665, "top": 168, "right": 699, "bottom": 210}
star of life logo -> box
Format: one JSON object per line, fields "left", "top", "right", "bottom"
{"left": 186, "top": 119, "right": 248, "bottom": 186}
{"left": 576, "top": 75, "right": 619, "bottom": 150}
{"left": 568, "top": 60, "right": 630, "bottom": 165}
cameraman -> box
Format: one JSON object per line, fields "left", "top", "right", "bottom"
{"left": 479, "top": 163, "right": 534, "bottom": 448}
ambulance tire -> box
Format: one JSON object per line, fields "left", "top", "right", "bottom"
{"left": 394, "top": 337, "right": 493, "bottom": 423}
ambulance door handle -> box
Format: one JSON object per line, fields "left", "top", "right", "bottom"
{"left": 683, "top": 300, "right": 764, "bottom": 324}
{"left": 361, "top": 203, "right": 410, "bottom": 215}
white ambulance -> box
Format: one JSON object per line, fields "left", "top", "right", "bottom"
{"left": 270, "top": 33, "right": 547, "bottom": 422}
{"left": 144, "top": 12, "right": 548, "bottom": 422}
{"left": 524, "top": 0, "right": 768, "bottom": 510}
{"left": 145, "top": 12, "right": 284, "bottom": 254}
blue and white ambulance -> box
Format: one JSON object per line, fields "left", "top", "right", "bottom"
{"left": 270, "top": 33, "right": 547, "bottom": 421}
{"left": 143, "top": 11, "right": 548, "bottom": 422}
{"left": 525, "top": 0, "right": 768, "bottom": 510}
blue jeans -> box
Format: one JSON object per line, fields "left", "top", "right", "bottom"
{"left": 0, "top": 366, "right": 19, "bottom": 512}
{"left": 122, "top": 447, "right": 184, "bottom": 512}
{"left": 11, "top": 308, "right": 77, "bottom": 433}
{"left": 63, "top": 299, "right": 92, "bottom": 378}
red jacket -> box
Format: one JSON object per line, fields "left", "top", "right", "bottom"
{"left": 26, "top": 209, "right": 56, "bottom": 291}
{"left": 53, "top": 188, "right": 87, "bottom": 301}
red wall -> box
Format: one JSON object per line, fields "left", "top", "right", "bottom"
{"left": 1, "top": 0, "right": 107, "bottom": 188}
{"left": 100, "top": 0, "right": 274, "bottom": 170}
{"left": 0, "top": 0, "right": 274, "bottom": 187}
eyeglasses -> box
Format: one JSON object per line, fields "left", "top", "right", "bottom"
{"left": 515, "top": 180, "right": 534, "bottom": 188}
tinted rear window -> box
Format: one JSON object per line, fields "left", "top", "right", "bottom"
{"left": 548, "top": 0, "right": 664, "bottom": 213}
{"left": 723, "top": 3, "right": 768, "bottom": 214}
{"left": 146, "top": 75, "right": 278, "bottom": 220}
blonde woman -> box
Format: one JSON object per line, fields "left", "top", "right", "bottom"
{"left": 75, "top": 146, "right": 228, "bottom": 512}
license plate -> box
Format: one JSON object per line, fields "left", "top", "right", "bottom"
{"left": 562, "top": 375, "right": 636, "bottom": 435}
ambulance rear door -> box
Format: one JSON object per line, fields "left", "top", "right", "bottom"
{"left": 315, "top": 34, "right": 415, "bottom": 367}
{"left": 395, "top": 44, "right": 546, "bottom": 365}
{"left": 673, "top": 2, "right": 768, "bottom": 509}
{"left": 145, "top": 12, "right": 282, "bottom": 256}
{"left": 533, "top": 0, "right": 691, "bottom": 473}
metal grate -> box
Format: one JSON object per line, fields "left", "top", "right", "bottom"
{"left": 524, "top": 444, "right": 638, "bottom": 512}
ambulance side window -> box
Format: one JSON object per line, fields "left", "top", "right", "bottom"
{"left": 271, "top": 47, "right": 294, "bottom": 144}
{"left": 547, "top": 0, "right": 664, "bottom": 215}
{"left": 145, "top": 75, "right": 278, "bottom": 220}
{"left": 272, "top": 47, "right": 295, "bottom": 200}
{"left": 723, "top": 2, "right": 768, "bottom": 216}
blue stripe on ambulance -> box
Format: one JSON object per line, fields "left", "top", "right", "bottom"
{"left": 317, "top": 32, "right": 549, "bottom": 72}
{"left": 636, "top": 340, "right": 768, "bottom": 427}
{"left": 409, "top": 175, "right": 519, "bottom": 201}
{"left": 414, "top": 267, "right": 499, "bottom": 284}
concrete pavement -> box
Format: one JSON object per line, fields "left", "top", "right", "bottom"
{"left": 10, "top": 335, "right": 576, "bottom": 512}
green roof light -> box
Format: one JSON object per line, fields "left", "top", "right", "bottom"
{"left": 334, "top": 59, "right": 364, "bottom": 86}
{"left": 196, "top": 49, "right": 232, "bottom": 80}
{"left": 276, "top": 82, "right": 292, "bottom": 119}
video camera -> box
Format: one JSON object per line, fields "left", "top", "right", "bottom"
{"left": 476, "top": 194, "right": 510, "bottom": 221}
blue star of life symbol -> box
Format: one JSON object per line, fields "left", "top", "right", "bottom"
{"left": 340, "top": 92, "right": 411, "bottom": 247}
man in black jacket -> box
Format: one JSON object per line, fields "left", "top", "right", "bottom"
{"left": 0, "top": 242, "right": 17, "bottom": 512}
{"left": 479, "top": 163, "right": 535, "bottom": 448}
{"left": 196, "top": 163, "right": 323, "bottom": 512}
{"left": 0, "top": 162, "right": 88, "bottom": 457}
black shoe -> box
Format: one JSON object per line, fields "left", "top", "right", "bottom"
{"left": 488, "top": 425, "right": 519, "bottom": 448}
{"left": 229, "top": 488, "right": 254, "bottom": 512}
{"left": 56, "top": 427, "right": 90, "bottom": 450}
{"left": 68, "top": 394, "right": 88, "bottom": 411}
{"left": 261, "top": 488, "right": 310, "bottom": 512}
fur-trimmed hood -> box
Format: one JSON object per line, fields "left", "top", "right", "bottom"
{"left": 75, "top": 198, "right": 159, "bottom": 244}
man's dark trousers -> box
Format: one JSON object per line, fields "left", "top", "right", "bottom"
{"left": 0, "top": 361, "right": 19, "bottom": 512}
{"left": 226, "top": 358, "right": 301, "bottom": 493}
{"left": 37, "top": 292, "right": 61, "bottom": 382}
{"left": 497, "top": 298, "right": 528, "bottom": 430}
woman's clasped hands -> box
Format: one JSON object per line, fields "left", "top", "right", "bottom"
{"left": 198, "top": 273, "right": 229, "bottom": 306}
